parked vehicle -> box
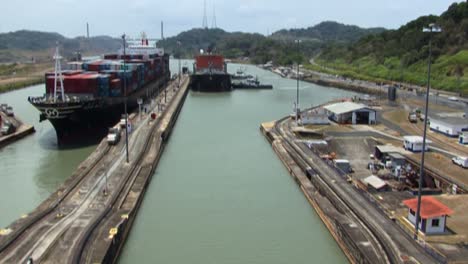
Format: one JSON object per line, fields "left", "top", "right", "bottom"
{"left": 448, "top": 96, "right": 459, "bottom": 102}
{"left": 452, "top": 156, "right": 468, "bottom": 169}
{"left": 408, "top": 112, "right": 418, "bottom": 123}
{"left": 1, "top": 121, "right": 16, "bottom": 135}
{"left": 120, "top": 114, "right": 128, "bottom": 128}
{"left": 0, "top": 104, "right": 7, "bottom": 113}
{"left": 5, "top": 106, "right": 14, "bottom": 116}
{"left": 106, "top": 127, "right": 121, "bottom": 145}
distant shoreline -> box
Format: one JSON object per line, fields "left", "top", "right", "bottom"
{"left": 0, "top": 77, "right": 44, "bottom": 94}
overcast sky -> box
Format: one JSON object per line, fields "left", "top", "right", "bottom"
{"left": 0, "top": 0, "right": 462, "bottom": 38}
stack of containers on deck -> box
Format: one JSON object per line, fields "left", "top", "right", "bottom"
{"left": 49, "top": 53, "right": 168, "bottom": 97}
{"left": 97, "top": 74, "right": 110, "bottom": 97}
{"left": 45, "top": 74, "right": 98, "bottom": 95}
{"left": 110, "top": 79, "right": 121, "bottom": 97}
{"left": 126, "top": 60, "right": 146, "bottom": 88}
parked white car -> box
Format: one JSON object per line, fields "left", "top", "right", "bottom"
{"left": 452, "top": 156, "right": 468, "bottom": 169}
{"left": 107, "top": 127, "right": 121, "bottom": 145}
{"left": 119, "top": 115, "right": 128, "bottom": 128}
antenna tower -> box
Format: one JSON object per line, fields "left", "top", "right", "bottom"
{"left": 211, "top": 4, "right": 217, "bottom": 28}
{"left": 202, "top": 0, "right": 208, "bottom": 29}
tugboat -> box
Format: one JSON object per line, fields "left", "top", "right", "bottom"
{"left": 231, "top": 67, "right": 253, "bottom": 80}
{"left": 231, "top": 76, "right": 273, "bottom": 90}
{"left": 190, "top": 50, "right": 231, "bottom": 92}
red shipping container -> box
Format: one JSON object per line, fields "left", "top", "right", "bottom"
{"left": 63, "top": 70, "right": 83, "bottom": 76}
{"left": 63, "top": 74, "right": 98, "bottom": 94}
{"left": 87, "top": 64, "right": 101, "bottom": 72}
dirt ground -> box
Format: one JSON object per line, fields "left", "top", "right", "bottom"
{"left": 328, "top": 136, "right": 379, "bottom": 180}
{"left": 300, "top": 97, "right": 468, "bottom": 261}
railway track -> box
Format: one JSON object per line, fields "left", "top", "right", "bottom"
{"left": 0, "top": 117, "right": 150, "bottom": 263}
{"left": 0, "top": 79, "right": 184, "bottom": 263}
{"left": 272, "top": 115, "right": 437, "bottom": 263}
{"left": 73, "top": 79, "right": 187, "bottom": 263}
{"left": 274, "top": 118, "right": 391, "bottom": 263}
{"left": 0, "top": 142, "right": 111, "bottom": 262}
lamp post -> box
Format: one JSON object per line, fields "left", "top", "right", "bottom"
{"left": 295, "top": 39, "right": 302, "bottom": 124}
{"left": 414, "top": 23, "right": 441, "bottom": 240}
{"left": 122, "top": 34, "right": 129, "bottom": 163}
{"left": 177, "top": 41, "right": 181, "bottom": 88}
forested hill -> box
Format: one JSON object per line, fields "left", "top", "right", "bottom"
{"left": 159, "top": 28, "right": 313, "bottom": 65}
{"left": 159, "top": 21, "right": 385, "bottom": 65}
{"left": 0, "top": 30, "right": 121, "bottom": 62}
{"left": 316, "top": 2, "right": 468, "bottom": 93}
{"left": 271, "top": 21, "right": 385, "bottom": 42}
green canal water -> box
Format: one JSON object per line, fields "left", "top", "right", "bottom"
{"left": 0, "top": 61, "right": 354, "bottom": 263}
{"left": 0, "top": 84, "right": 95, "bottom": 224}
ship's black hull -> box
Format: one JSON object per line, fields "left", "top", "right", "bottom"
{"left": 190, "top": 73, "right": 232, "bottom": 92}
{"left": 46, "top": 104, "right": 123, "bottom": 146}
{"left": 30, "top": 75, "right": 169, "bottom": 146}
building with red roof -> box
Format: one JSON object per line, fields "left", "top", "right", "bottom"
{"left": 403, "top": 196, "right": 453, "bottom": 234}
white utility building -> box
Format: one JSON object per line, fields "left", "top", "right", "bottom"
{"left": 429, "top": 116, "right": 468, "bottom": 137}
{"left": 324, "top": 102, "right": 376, "bottom": 125}
{"left": 403, "top": 136, "right": 432, "bottom": 152}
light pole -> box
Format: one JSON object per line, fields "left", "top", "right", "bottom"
{"left": 414, "top": 23, "right": 441, "bottom": 240}
{"left": 122, "top": 34, "right": 129, "bottom": 163}
{"left": 295, "top": 39, "right": 302, "bottom": 124}
{"left": 177, "top": 41, "right": 181, "bottom": 88}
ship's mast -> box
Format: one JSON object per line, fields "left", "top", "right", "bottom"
{"left": 53, "top": 43, "right": 65, "bottom": 102}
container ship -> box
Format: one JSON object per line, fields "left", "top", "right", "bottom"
{"left": 189, "top": 53, "right": 231, "bottom": 92}
{"left": 28, "top": 36, "right": 170, "bottom": 145}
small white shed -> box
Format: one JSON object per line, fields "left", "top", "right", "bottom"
{"left": 403, "top": 136, "right": 432, "bottom": 152}
{"left": 403, "top": 196, "right": 453, "bottom": 234}
{"left": 362, "top": 175, "right": 388, "bottom": 191}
